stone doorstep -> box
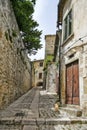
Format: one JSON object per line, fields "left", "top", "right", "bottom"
{"left": 59, "top": 107, "right": 82, "bottom": 117}
{"left": 40, "top": 90, "right": 57, "bottom": 96}
{"left": 0, "top": 117, "right": 87, "bottom": 125}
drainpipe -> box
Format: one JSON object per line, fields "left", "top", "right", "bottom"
{"left": 57, "top": 26, "right": 62, "bottom": 104}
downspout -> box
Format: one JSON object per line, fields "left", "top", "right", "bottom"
{"left": 57, "top": 27, "right": 62, "bottom": 104}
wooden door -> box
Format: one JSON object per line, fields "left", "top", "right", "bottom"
{"left": 66, "top": 60, "right": 79, "bottom": 105}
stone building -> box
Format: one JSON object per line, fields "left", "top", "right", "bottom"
{"left": 44, "top": 35, "right": 57, "bottom": 93}
{"left": 53, "top": 31, "right": 60, "bottom": 94}
{"left": 45, "top": 35, "right": 56, "bottom": 56}
{"left": 0, "top": 0, "right": 31, "bottom": 109}
{"left": 32, "top": 60, "right": 44, "bottom": 87}
{"left": 57, "top": 0, "right": 87, "bottom": 108}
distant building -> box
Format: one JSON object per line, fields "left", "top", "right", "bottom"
{"left": 45, "top": 35, "right": 56, "bottom": 56}
{"left": 32, "top": 60, "right": 44, "bottom": 87}
{"left": 44, "top": 34, "right": 57, "bottom": 93}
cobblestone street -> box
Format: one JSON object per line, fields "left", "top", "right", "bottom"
{"left": 0, "top": 87, "right": 87, "bottom": 130}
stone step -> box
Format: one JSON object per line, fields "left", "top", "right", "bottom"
{"left": 0, "top": 117, "right": 87, "bottom": 125}
{"left": 0, "top": 117, "right": 87, "bottom": 130}
{"left": 23, "top": 125, "right": 38, "bottom": 130}
{"left": 0, "top": 124, "right": 87, "bottom": 130}
{"left": 59, "top": 106, "right": 82, "bottom": 117}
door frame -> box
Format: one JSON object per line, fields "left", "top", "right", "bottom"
{"left": 65, "top": 60, "right": 79, "bottom": 105}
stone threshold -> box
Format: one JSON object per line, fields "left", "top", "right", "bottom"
{"left": 0, "top": 117, "right": 87, "bottom": 125}
{"left": 59, "top": 106, "right": 82, "bottom": 117}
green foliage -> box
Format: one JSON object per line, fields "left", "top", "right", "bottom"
{"left": 11, "top": 0, "right": 42, "bottom": 54}
{"left": 5, "top": 30, "right": 12, "bottom": 43}
{"left": 55, "top": 61, "right": 59, "bottom": 68}
{"left": 45, "top": 55, "right": 54, "bottom": 67}
{"left": 12, "top": 29, "right": 17, "bottom": 37}
{"left": 43, "top": 55, "right": 54, "bottom": 74}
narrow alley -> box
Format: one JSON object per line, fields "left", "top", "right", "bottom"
{"left": 1, "top": 0, "right": 87, "bottom": 129}
{"left": 0, "top": 87, "right": 87, "bottom": 130}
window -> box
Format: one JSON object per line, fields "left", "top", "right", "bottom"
{"left": 64, "top": 10, "right": 73, "bottom": 41}
{"left": 39, "top": 62, "right": 43, "bottom": 67}
{"left": 39, "top": 73, "right": 42, "bottom": 79}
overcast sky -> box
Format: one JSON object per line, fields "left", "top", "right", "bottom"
{"left": 29, "top": 0, "right": 59, "bottom": 61}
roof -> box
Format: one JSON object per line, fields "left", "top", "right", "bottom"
{"left": 45, "top": 34, "right": 56, "bottom": 39}
{"left": 53, "top": 31, "right": 59, "bottom": 61}
{"left": 31, "top": 59, "right": 44, "bottom": 63}
{"left": 57, "top": 0, "right": 67, "bottom": 27}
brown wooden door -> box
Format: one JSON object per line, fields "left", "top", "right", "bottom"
{"left": 66, "top": 60, "right": 79, "bottom": 105}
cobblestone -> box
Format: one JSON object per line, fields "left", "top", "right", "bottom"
{"left": 0, "top": 88, "right": 36, "bottom": 118}
{"left": 0, "top": 88, "right": 87, "bottom": 130}
{"left": 23, "top": 125, "right": 38, "bottom": 130}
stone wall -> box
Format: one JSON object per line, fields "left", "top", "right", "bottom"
{"left": 32, "top": 60, "right": 44, "bottom": 87}
{"left": 0, "top": 119, "right": 87, "bottom": 130}
{"left": 0, "top": 0, "right": 31, "bottom": 109}
{"left": 46, "top": 63, "right": 57, "bottom": 93}
{"left": 45, "top": 35, "right": 56, "bottom": 56}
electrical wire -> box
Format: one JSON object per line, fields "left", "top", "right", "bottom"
{"left": 60, "top": 34, "right": 87, "bottom": 54}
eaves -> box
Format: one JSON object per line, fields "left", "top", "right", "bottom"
{"left": 57, "top": 0, "right": 67, "bottom": 27}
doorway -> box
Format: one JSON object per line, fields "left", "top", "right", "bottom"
{"left": 66, "top": 60, "right": 79, "bottom": 105}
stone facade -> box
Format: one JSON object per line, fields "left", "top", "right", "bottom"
{"left": 32, "top": 60, "right": 44, "bottom": 87}
{"left": 0, "top": 0, "right": 31, "bottom": 109}
{"left": 45, "top": 35, "right": 56, "bottom": 56}
{"left": 57, "top": 0, "right": 87, "bottom": 108}
{"left": 46, "top": 63, "right": 57, "bottom": 93}
{"left": 44, "top": 34, "right": 57, "bottom": 93}
{"left": 54, "top": 32, "right": 60, "bottom": 94}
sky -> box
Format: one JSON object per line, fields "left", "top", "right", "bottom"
{"left": 29, "top": 0, "right": 59, "bottom": 61}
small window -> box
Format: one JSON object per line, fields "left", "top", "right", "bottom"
{"left": 39, "top": 62, "right": 43, "bottom": 67}
{"left": 63, "top": 10, "right": 73, "bottom": 41}
{"left": 39, "top": 73, "right": 42, "bottom": 79}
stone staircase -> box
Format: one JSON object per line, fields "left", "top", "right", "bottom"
{"left": 0, "top": 105, "right": 87, "bottom": 130}
{"left": 0, "top": 116, "right": 87, "bottom": 130}
{"left": 59, "top": 105, "right": 82, "bottom": 117}
{"left": 0, "top": 88, "right": 87, "bottom": 130}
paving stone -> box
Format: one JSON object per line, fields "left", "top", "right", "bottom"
{"left": 0, "top": 129, "right": 9, "bottom": 130}
{"left": 22, "top": 118, "right": 36, "bottom": 125}
{"left": 0, "top": 125, "right": 21, "bottom": 130}
{"left": 0, "top": 88, "right": 87, "bottom": 130}
{"left": 36, "top": 118, "right": 46, "bottom": 126}
{"left": 30, "top": 90, "right": 39, "bottom": 118}
{"left": 23, "top": 125, "right": 38, "bottom": 130}
{"left": 9, "top": 129, "right": 19, "bottom": 130}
